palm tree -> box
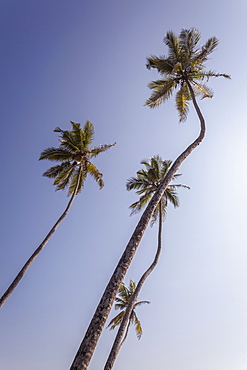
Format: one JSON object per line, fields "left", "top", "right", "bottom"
{"left": 145, "top": 28, "right": 230, "bottom": 121}
{"left": 107, "top": 280, "right": 150, "bottom": 346}
{"left": 0, "top": 120, "right": 115, "bottom": 308}
{"left": 104, "top": 156, "right": 189, "bottom": 369}
{"left": 126, "top": 156, "right": 189, "bottom": 224}
{"left": 69, "top": 29, "right": 229, "bottom": 370}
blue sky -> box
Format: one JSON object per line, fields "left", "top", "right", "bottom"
{"left": 1, "top": 1, "right": 247, "bottom": 369}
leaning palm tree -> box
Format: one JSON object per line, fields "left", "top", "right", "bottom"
{"left": 107, "top": 280, "right": 150, "bottom": 347}
{"left": 0, "top": 120, "right": 115, "bottom": 308}
{"left": 104, "top": 156, "right": 189, "bottom": 369}
{"left": 70, "top": 29, "right": 229, "bottom": 370}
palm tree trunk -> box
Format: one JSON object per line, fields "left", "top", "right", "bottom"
{"left": 119, "top": 317, "right": 131, "bottom": 349}
{"left": 69, "top": 89, "right": 205, "bottom": 370}
{"left": 104, "top": 202, "right": 163, "bottom": 370}
{"left": 0, "top": 167, "right": 81, "bottom": 308}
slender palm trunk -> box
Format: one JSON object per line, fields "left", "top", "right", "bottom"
{"left": 119, "top": 317, "right": 131, "bottom": 349}
{"left": 104, "top": 202, "right": 163, "bottom": 370}
{"left": 69, "top": 88, "right": 205, "bottom": 370}
{"left": 0, "top": 167, "right": 81, "bottom": 308}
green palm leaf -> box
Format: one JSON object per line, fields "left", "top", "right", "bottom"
{"left": 107, "top": 311, "right": 125, "bottom": 330}
{"left": 192, "top": 82, "right": 213, "bottom": 99}
{"left": 42, "top": 162, "right": 71, "bottom": 179}
{"left": 175, "top": 84, "right": 191, "bottom": 122}
{"left": 145, "top": 78, "right": 178, "bottom": 108}
{"left": 90, "top": 143, "right": 116, "bottom": 157}
{"left": 39, "top": 147, "right": 74, "bottom": 161}
{"left": 132, "top": 312, "right": 142, "bottom": 340}
{"left": 146, "top": 56, "right": 174, "bottom": 75}
{"left": 86, "top": 162, "right": 104, "bottom": 189}
{"left": 70, "top": 121, "right": 86, "bottom": 149}
{"left": 54, "top": 126, "right": 79, "bottom": 152}
{"left": 179, "top": 28, "right": 201, "bottom": 61}
{"left": 82, "top": 120, "right": 95, "bottom": 146}
{"left": 54, "top": 165, "right": 76, "bottom": 192}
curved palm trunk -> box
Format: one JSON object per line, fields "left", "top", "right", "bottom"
{"left": 119, "top": 316, "right": 131, "bottom": 349}
{"left": 69, "top": 86, "right": 205, "bottom": 370}
{"left": 0, "top": 168, "right": 81, "bottom": 308}
{"left": 104, "top": 202, "right": 163, "bottom": 370}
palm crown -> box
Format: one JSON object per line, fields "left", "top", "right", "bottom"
{"left": 145, "top": 28, "right": 230, "bottom": 121}
{"left": 107, "top": 280, "right": 150, "bottom": 340}
{"left": 39, "top": 120, "right": 116, "bottom": 195}
{"left": 126, "top": 155, "right": 189, "bottom": 225}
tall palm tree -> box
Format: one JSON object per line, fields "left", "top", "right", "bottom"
{"left": 70, "top": 29, "right": 229, "bottom": 370}
{"left": 107, "top": 280, "right": 150, "bottom": 346}
{"left": 104, "top": 156, "right": 189, "bottom": 369}
{"left": 145, "top": 28, "right": 230, "bottom": 121}
{"left": 0, "top": 120, "right": 115, "bottom": 308}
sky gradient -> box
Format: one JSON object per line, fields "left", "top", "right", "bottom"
{"left": 1, "top": 1, "right": 247, "bottom": 369}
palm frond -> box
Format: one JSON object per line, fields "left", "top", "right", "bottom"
{"left": 165, "top": 188, "right": 180, "bottom": 208}
{"left": 134, "top": 300, "right": 150, "bottom": 308}
{"left": 201, "top": 36, "right": 219, "bottom": 57}
{"left": 118, "top": 283, "right": 129, "bottom": 299}
{"left": 70, "top": 121, "right": 85, "bottom": 149}
{"left": 197, "top": 70, "right": 231, "bottom": 81}
{"left": 179, "top": 28, "right": 201, "bottom": 59}
{"left": 54, "top": 164, "right": 76, "bottom": 192}
{"left": 145, "top": 78, "right": 178, "bottom": 108}
{"left": 189, "top": 36, "right": 219, "bottom": 69}
{"left": 115, "top": 302, "right": 128, "bottom": 311}
{"left": 42, "top": 162, "right": 72, "bottom": 179}
{"left": 115, "top": 296, "right": 127, "bottom": 305}
{"left": 90, "top": 142, "right": 116, "bottom": 157}
{"left": 192, "top": 82, "right": 213, "bottom": 99}
{"left": 169, "top": 183, "right": 190, "bottom": 190}
{"left": 39, "top": 147, "right": 74, "bottom": 161}
{"left": 86, "top": 162, "right": 104, "bottom": 189}
{"left": 160, "top": 159, "right": 173, "bottom": 178}
{"left": 129, "top": 192, "right": 153, "bottom": 215}
{"left": 83, "top": 120, "right": 95, "bottom": 147}
{"left": 128, "top": 280, "right": 136, "bottom": 295}
{"left": 126, "top": 177, "right": 148, "bottom": 191}
{"left": 133, "top": 312, "right": 142, "bottom": 340}
{"left": 146, "top": 55, "right": 174, "bottom": 75}
{"left": 54, "top": 126, "right": 79, "bottom": 152}
{"left": 164, "top": 30, "right": 181, "bottom": 62}
{"left": 107, "top": 311, "right": 125, "bottom": 330}
{"left": 175, "top": 84, "right": 191, "bottom": 122}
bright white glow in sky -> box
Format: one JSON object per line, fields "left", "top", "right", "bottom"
{"left": 0, "top": 1, "right": 247, "bottom": 369}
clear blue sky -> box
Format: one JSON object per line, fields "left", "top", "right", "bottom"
{"left": 1, "top": 1, "right": 247, "bottom": 369}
